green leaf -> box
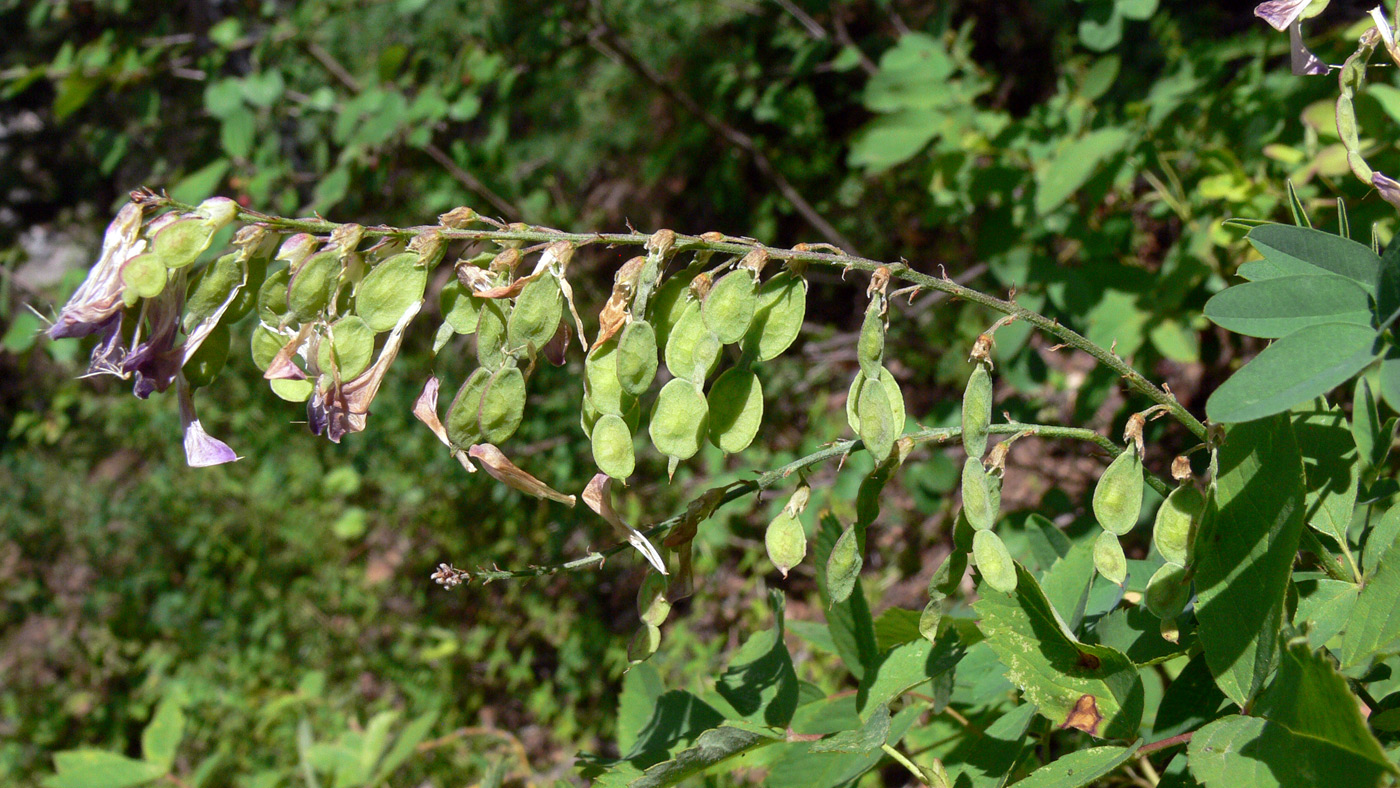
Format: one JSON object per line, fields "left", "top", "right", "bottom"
{"left": 1204, "top": 322, "right": 1380, "bottom": 423}
{"left": 1034, "top": 127, "right": 1132, "bottom": 215}
{"left": 1038, "top": 539, "right": 1096, "bottom": 632}
{"left": 862, "top": 33, "right": 956, "bottom": 113}
{"left": 1203, "top": 275, "right": 1374, "bottom": 338}
{"left": 618, "top": 663, "right": 665, "bottom": 754}
{"left": 763, "top": 706, "right": 921, "bottom": 788}
{"left": 815, "top": 513, "right": 878, "bottom": 680}
{"left": 1242, "top": 225, "right": 1381, "bottom": 291}
{"left": 1007, "top": 740, "right": 1141, "bottom": 788}
{"left": 141, "top": 697, "right": 185, "bottom": 771}
{"left": 1363, "top": 506, "right": 1400, "bottom": 578}
{"left": 872, "top": 607, "right": 924, "bottom": 651}
{"left": 809, "top": 704, "right": 889, "bottom": 754}
{"left": 1087, "top": 606, "right": 1192, "bottom": 665}
{"left": 372, "top": 711, "right": 437, "bottom": 783}
{"left": 1353, "top": 378, "right": 1394, "bottom": 476}
{"left": 855, "top": 632, "right": 964, "bottom": 714}
{"left": 973, "top": 563, "right": 1144, "bottom": 739}
{"left": 1292, "top": 404, "right": 1360, "bottom": 549}
{"left": 601, "top": 691, "right": 724, "bottom": 767}
{"left": 1253, "top": 638, "right": 1391, "bottom": 769}
{"left": 1379, "top": 348, "right": 1400, "bottom": 415}
{"left": 847, "top": 109, "right": 943, "bottom": 171}
{"left": 169, "top": 159, "right": 231, "bottom": 205}
{"left": 1188, "top": 715, "right": 1388, "bottom": 788}
{"left": 1341, "top": 537, "right": 1400, "bottom": 669}
{"left": 1152, "top": 653, "right": 1232, "bottom": 740}
{"left": 629, "top": 723, "right": 781, "bottom": 788}
{"left": 1293, "top": 576, "right": 1358, "bottom": 650}
{"left": 1194, "top": 416, "right": 1306, "bottom": 706}
{"left": 44, "top": 751, "right": 166, "bottom": 788}
{"left": 715, "top": 591, "right": 798, "bottom": 728}
{"left": 950, "top": 703, "right": 1037, "bottom": 788}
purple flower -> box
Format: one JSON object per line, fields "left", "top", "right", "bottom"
{"left": 177, "top": 375, "right": 239, "bottom": 467}
{"left": 48, "top": 202, "right": 146, "bottom": 340}
{"left": 1255, "top": 0, "right": 1330, "bottom": 75}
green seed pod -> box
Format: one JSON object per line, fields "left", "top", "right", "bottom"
{"left": 857, "top": 376, "right": 896, "bottom": 461}
{"left": 475, "top": 299, "right": 510, "bottom": 371}
{"left": 250, "top": 326, "right": 284, "bottom": 371}
{"left": 826, "top": 523, "right": 863, "bottom": 605}
{"left": 315, "top": 316, "right": 376, "bottom": 380}
{"left": 1153, "top": 485, "right": 1204, "bottom": 566}
{"left": 973, "top": 529, "right": 1017, "bottom": 593}
{"left": 961, "top": 457, "right": 996, "bottom": 531}
{"left": 707, "top": 368, "right": 764, "bottom": 453}
{"left": 355, "top": 252, "right": 427, "bottom": 332}
{"left": 270, "top": 378, "right": 313, "bottom": 402}
{"left": 616, "top": 320, "right": 659, "bottom": 397}
{"left": 1144, "top": 562, "right": 1192, "bottom": 620}
{"left": 650, "top": 273, "right": 694, "bottom": 349}
{"left": 478, "top": 364, "right": 526, "bottom": 444}
{"left": 765, "top": 510, "right": 807, "bottom": 578}
{"left": 962, "top": 363, "right": 993, "bottom": 460}
{"left": 637, "top": 572, "right": 672, "bottom": 627}
{"left": 628, "top": 622, "right": 662, "bottom": 665}
{"left": 649, "top": 378, "right": 708, "bottom": 461}
{"left": 919, "top": 598, "right": 943, "bottom": 643}
{"left": 591, "top": 413, "right": 636, "bottom": 479}
{"left": 121, "top": 253, "right": 167, "bottom": 300}
{"left": 741, "top": 271, "right": 807, "bottom": 361}
{"left": 845, "top": 368, "right": 905, "bottom": 438}
{"left": 257, "top": 267, "right": 291, "bottom": 324}
{"left": 702, "top": 269, "right": 758, "bottom": 344}
{"left": 286, "top": 249, "right": 340, "bottom": 323}
{"left": 183, "top": 322, "right": 230, "bottom": 389}
{"left": 1094, "top": 530, "right": 1128, "bottom": 585}
{"left": 445, "top": 368, "right": 492, "bottom": 447}
{"left": 507, "top": 274, "right": 563, "bottom": 352}
{"left": 664, "top": 300, "right": 720, "bottom": 382}
{"left": 183, "top": 253, "right": 243, "bottom": 334}
{"left": 928, "top": 549, "right": 968, "bottom": 598}
{"left": 223, "top": 236, "right": 274, "bottom": 324}
{"left": 579, "top": 395, "right": 601, "bottom": 439}
{"left": 151, "top": 217, "right": 216, "bottom": 269}
{"left": 856, "top": 299, "right": 885, "bottom": 379}
{"left": 439, "top": 280, "right": 481, "bottom": 335}
{"left": 1093, "top": 448, "right": 1145, "bottom": 536}
{"left": 585, "top": 338, "right": 628, "bottom": 416}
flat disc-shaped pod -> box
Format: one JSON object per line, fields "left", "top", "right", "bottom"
{"left": 507, "top": 274, "right": 563, "bottom": 353}
{"left": 857, "top": 374, "right": 897, "bottom": 461}
{"left": 856, "top": 300, "right": 885, "bottom": 379}
{"left": 973, "top": 530, "right": 1017, "bottom": 593}
{"left": 649, "top": 378, "right": 708, "bottom": 461}
{"left": 287, "top": 250, "right": 340, "bottom": 322}
{"left": 270, "top": 378, "right": 313, "bottom": 402}
{"left": 475, "top": 298, "right": 511, "bottom": 371}
{"left": 649, "top": 274, "right": 694, "bottom": 349}
{"left": 1145, "top": 562, "right": 1191, "bottom": 619}
{"left": 961, "top": 364, "right": 993, "bottom": 460}
{"left": 765, "top": 511, "right": 806, "bottom": 577}
{"left": 585, "top": 338, "right": 628, "bottom": 416}
{"left": 257, "top": 267, "right": 291, "bottom": 323}
{"left": 121, "top": 253, "right": 167, "bottom": 300}
{"left": 664, "top": 300, "right": 720, "bottom": 382}
{"left": 184, "top": 322, "right": 231, "bottom": 388}
{"left": 1153, "top": 485, "right": 1204, "bottom": 566}
{"left": 478, "top": 364, "right": 526, "bottom": 444}
{"left": 250, "top": 325, "right": 286, "bottom": 371}
{"left": 1094, "top": 530, "right": 1128, "bottom": 585}
{"left": 826, "top": 524, "right": 863, "bottom": 603}
{"left": 151, "top": 217, "right": 214, "bottom": 269}
{"left": 355, "top": 252, "right": 427, "bottom": 332}
{"left": 961, "top": 457, "right": 996, "bottom": 531}
{"left": 591, "top": 413, "right": 636, "bottom": 479}
{"left": 846, "top": 367, "right": 905, "bottom": 438}
{"left": 741, "top": 271, "right": 806, "bottom": 361}
{"left": 702, "top": 269, "right": 758, "bottom": 344}
{"left": 316, "top": 315, "right": 376, "bottom": 380}
{"left": 1093, "top": 449, "right": 1144, "bottom": 536}
{"left": 616, "top": 320, "right": 659, "bottom": 397}
{"left": 445, "top": 367, "right": 492, "bottom": 447}
{"left": 707, "top": 367, "right": 764, "bottom": 453}
{"left": 439, "top": 280, "right": 481, "bottom": 334}
{"left": 183, "top": 253, "right": 243, "bottom": 334}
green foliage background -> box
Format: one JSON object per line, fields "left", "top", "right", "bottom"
{"left": 4, "top": 0, "right": 1399, "bottom": 785}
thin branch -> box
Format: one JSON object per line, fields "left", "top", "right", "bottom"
{"left": 881, "top": 743, "right": 930, "bottom": 785}
{"left": 1136, "top": 731, "right": 1193, "bottom": 757}
{"left": 772, "top": 0, "right": 829, "bottom": 40}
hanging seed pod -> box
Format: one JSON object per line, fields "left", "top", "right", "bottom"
{"left": 637, "top": 572, "right": 672, "bottom": 627}
{"left": 1153, "top": 484, "right": 1204, "bottom": 566}
{"left": 707, "top": 368, "right": 764, "bottom": 453}
{"left": 439, "top": 280, "right": 481, "bottom": 335}
{"left": 826, "top": 523, "right": 863, "bottom": 605}
{"left": 1093, "top": 448, "right": 1145, "bottom": 536}
{"left": 962, "top": 363, "right": 993, "bottom": 461}
{"left": 121, "top": 253, "right": 167, "bottom": 300}
{"left": 270, "top": 378, "right": 313, "bottom": 403}
{"left": 649, "top": 271, "right": 696, "bottom": 349}
{"left": 150, "top": 198, "right": 238, "bottom": 269}
{"left": 183, "top": 253, "right": 243, "bottom": 334}
{"left": 286, "top": 249, "right": 340, "bottom": 323}
{"left": 475, "top": 299, "right": 510, "bottom": 371}
{"left": 444, "top": 368, "right": 492, "bottom": 447}
{"left": 649, "top": 378, "right": 709, "bottom": 461}
{"left": 616, "top": 319, "right": 659, "bottom": 397}
{"left": 961, "top": 457, "right": 996, "bottom": 531}
{"left": 250, "top": 326, "right": 285, "bottom": 371}
{"left": 856, "top": 376, "right": 896, "bottom": 461}
{"left": 356, "top": 252, "right": 427, "bottom": 332}
{"left": 664, "top": 300, "right": 721, "bottom": 382}
{"left": 507, "top": 273, "right": 563, "bottom": 352}
{"left": 702, "top": 268, "right": 758, "bottom": 344}
{"left": 628, "top": 622, "right": 662, "bottom": 665}
{"left": 1094, "top": 530, "right": 1128, "bottom": 585}
{"left": 741, "top": 271, "right": 807, "bottom": 361}
{"left": 315, "top": 316, "right": 376, "bottom": 380}
{"left": 973, "top": 530, "right": 1017, "bottom": 593}
{"left": 919, "top": 598, "right": 943, "bottom": 642}
{"left": 765, "top": 510, "right": 807, "bottom": 578}
{"left": 1145, "top": 562, "right": 1192, "bottom": 620}
{"left": 256, "top": 267, "right": 292, "bottom": 324}
{"left": 222, "top": 228, "right": 277, "bottom": 324}
{"left": 591, "top": 413, "right": 636, "bottom": 480}
{"left": 845, "top": 368, "right": 905, "bottom": 438}
{"left": 928, "top": 549, "right": 968, "bottom": 598}
{"left": 183, "top": 322, "right": 230, "bottom": 389}
{"left": 478, "top": 364, "right": 526, "bottom": 444}
{"left": 585, "top": 338, "right": 628, "bottom": 417}
{"left": 856, "top": 299, "right": 885, "bottom": 379}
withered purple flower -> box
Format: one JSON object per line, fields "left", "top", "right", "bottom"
{"left": 48, "top": 202, "right": 146, "bottom": 340}
{"left": 177, "top": 375, "right": 239, "bottom": 467}
{"left": 1254, "top": 0, "right": 1330, "bottom": 75}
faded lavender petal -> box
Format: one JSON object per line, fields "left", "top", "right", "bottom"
{"left": 1374, "top": 171, "right": 1400, "bottom": 209}
{"left": 412, "top": 376, "right": 453, "bottom": 447}
{"left": 49, "top": 202, "right": 145, "bottom": 339}
{"left": 1255, "top": 0, "right": 1314, "bottom": 31}
{"left": 178, "top": 377, "right": 239, "bottom": 467}
{"left": 469, "top": 444, "right": 577, "bottom": 506}
{"left": 123, "top": 288, "right": 184, "bottom": 398}
{"left": 1289, "top": 22, "right": 1328, "bottom": 74}
{"left": 582, "top": 473, "right": 668, "bottom": 575}
{"left": 82, "top": 313, "right": 127, "bottom": 377}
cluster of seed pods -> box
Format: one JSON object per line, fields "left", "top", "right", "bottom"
{"left": 958, "top": 334, "right": 1017, "bottom": 596}
{"left": 1145, "top": 456, "right": 1204, "bottom": 636}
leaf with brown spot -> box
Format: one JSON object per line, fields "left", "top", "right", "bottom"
{"left": 1060, "top": 694, "right": 1102, "bottom": 735}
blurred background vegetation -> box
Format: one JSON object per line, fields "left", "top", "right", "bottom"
{"left": 1, "top": 0, "right": 1395, "bottom": 784}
